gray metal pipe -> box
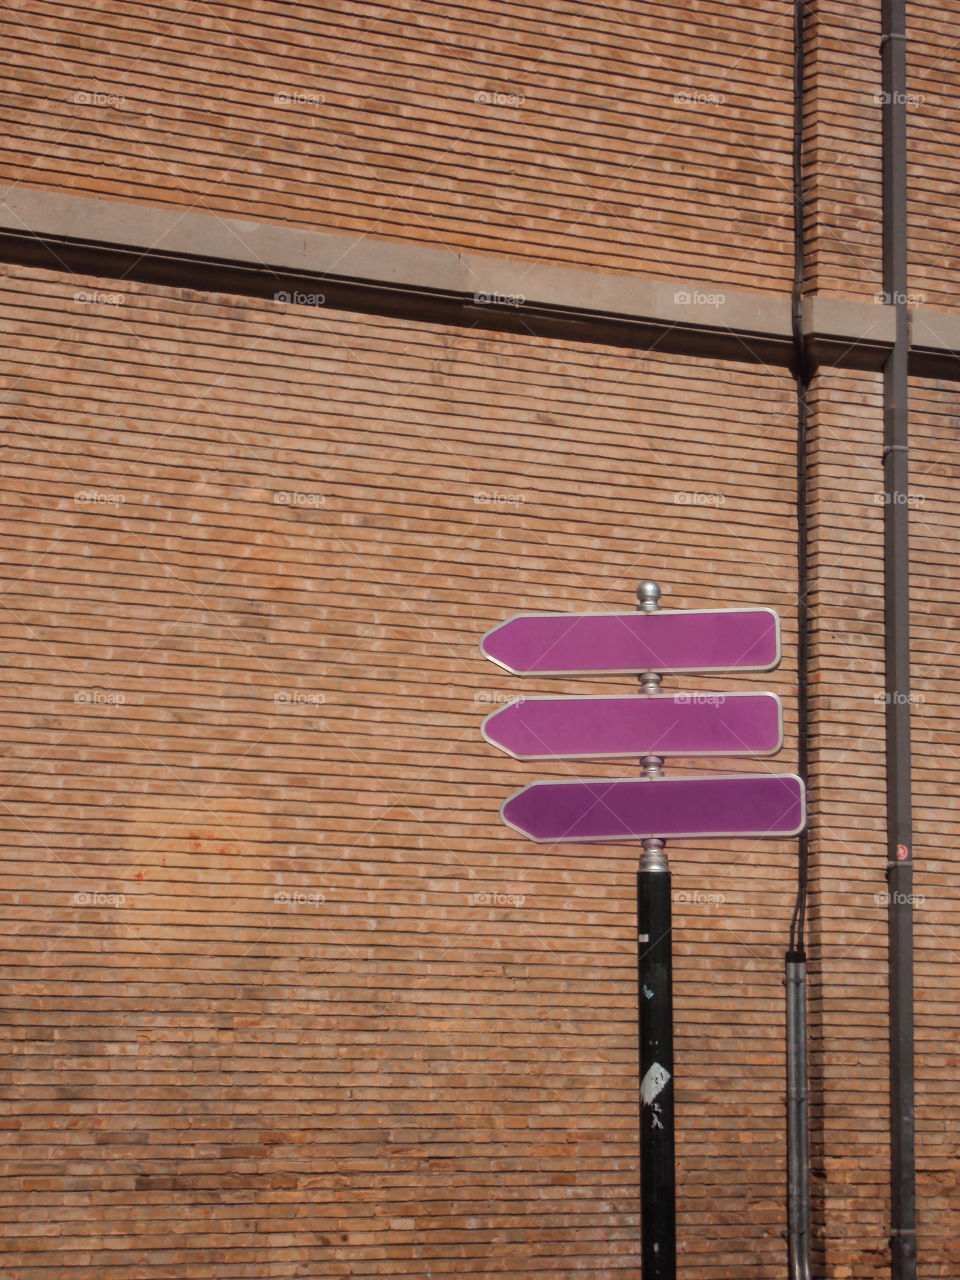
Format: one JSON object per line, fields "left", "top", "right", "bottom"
{"left": 880, "top": 0, "right": 917, "bottom": 1275}
{"left": 786, "top": 958, "right": 812, "bottom": 1280}
{"left": 788, "top": 4, "right": 813, "bottom": 1279}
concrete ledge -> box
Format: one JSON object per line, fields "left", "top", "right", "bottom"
{"left": 801, "top": 294, "right": 897, "bottom": 369}
{"left": 910, "top": 306, "right": 960, "bottom": 379}
{"left": 461, "top": 249, "right": 792, "bottom": 343}
{"left": 0, "top": 186, "right": 790, "bottom": 344}
{"left": 0, "top": 185, "right": 954, "bottom": 377}
{"left": 0, "top": 186, "right": 466, "bottom": 292}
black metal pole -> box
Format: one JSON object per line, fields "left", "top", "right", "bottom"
{"left": 636, "top": 580, "right": 676, "bottom": 1280}
{"left": 638, "top": 854, "right": 676, "bottom": 1280}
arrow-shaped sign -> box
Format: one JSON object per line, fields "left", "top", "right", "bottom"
{"left": 481, "top": 608, "right": 779, "bottom": 676}
{"left": 482, "top": 691, "right": 782, "bottom": 760}
{"left": 500, "top": 774, "right": 805, "bottom": 843}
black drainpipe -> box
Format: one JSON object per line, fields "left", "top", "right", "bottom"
{"left": 786, "top": 2, "right": 812, "bottom": 1278}
{"left": 880, "top": 1, "right": 916, "bottom": 1277}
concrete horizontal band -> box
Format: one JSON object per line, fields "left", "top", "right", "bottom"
{"left": 0, "top": 186, "right": 956, "bottom": 377}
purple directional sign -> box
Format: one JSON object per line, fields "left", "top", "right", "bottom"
{"left": 501, "top": 774, "right": 806, "bottom": 843}
{"left": 481, "top": 608, "right": 780, "bottom": 676}
{"left": 482, "top": 692, "right": 782, "bottom": 761}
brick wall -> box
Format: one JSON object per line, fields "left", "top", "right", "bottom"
{"left": 803, "top": 368, "right": 960, "bottom": 1276}
{"left": 801, "top": 2, "right": 884, "bottom": 300}
{"left": 804, "top": 368, "right": 890, "bottom": 1274}
{"left": 909, "top": 7, "right": 960, "bottom": 309}
{"left": 802, "top": 0, "right": 960, "bottom": 311}
{"left": 3, "top": 2, "right": 959, "bottom": 1276}
{"left": 1, "top": 0, "right": 793, "bottom": 291}
{"left": 909, "top": 377, "right": 960, "bottom": 1278}
{"left": 0, "top": 263, "right": 801, "bottom": 1278}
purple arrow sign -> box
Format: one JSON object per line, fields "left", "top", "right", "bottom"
{"left": 501, "top": 774, "right": 805, "bottom": 843}
{"left": 481, "top": 608, "right": 780, "bottom": 676}
{"left": 482, "top": 692, "right": 782, "bottom": 760}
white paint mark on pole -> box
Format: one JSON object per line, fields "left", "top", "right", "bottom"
{"left": 641, "top": 1062, "right": 671, "bottom": 1106}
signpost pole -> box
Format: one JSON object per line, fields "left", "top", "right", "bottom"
{"left": 480, "top": 583, "right": 804, "bottom": 1276}
{"left": 636, "top": 581, "right": 676, "bottom": 1280}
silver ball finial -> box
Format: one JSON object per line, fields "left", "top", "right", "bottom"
{"left": 637, "top": 581, "right": 661, "bottom": 612}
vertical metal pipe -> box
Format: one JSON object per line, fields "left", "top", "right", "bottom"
{"left": 786, "top": 956, "right": 811, "bottom": 1280}
{"left": 788, "top": 4, "right": 813, "bottom": 1276}
{"left": 881, "top": 1, "right": 917, "bottom": 1276}
{"left": 636, "top": 581, "right": 675, "bottom": 1280}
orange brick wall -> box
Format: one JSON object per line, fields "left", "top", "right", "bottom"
{"left": 801, "top": 0, "right": 960, "bottom": 310}
{"left": 2, "top": 3, "right": 959, "bottom": 1276}
{"left": 801, "top": 2, "right": 884, "bottom": 300}
{"left": 1, "top": 0, "right": 793, "bottom": 291}
{"left": 0, "top": 263, "right": 802, "bottom": 1278}
{"left": 803, "top": 369, "right": 960, "bottom": 1277}
{"left": 909, "top": 6, "right": 960, "bottom": 310}
{"left": 910, "top": 377, "right": 960, "bottom": 1279}
{"left": 11, "top": 0, "right": 956, "bottom": 309}
{"left": 804, "top": 368, "right": 890, "bottom": 1274}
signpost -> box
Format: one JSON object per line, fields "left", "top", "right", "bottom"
{"left": 500, "top": 774, "right": 806, "bottom": 843}
{"left": 478, "top": 582, "right": 806, "bottom": 1280}
{"left": 481, "top": 606, "right": 780, "bottom": 676}
{"left": 483, "top": 691, "right": 783, "bottom": 761}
